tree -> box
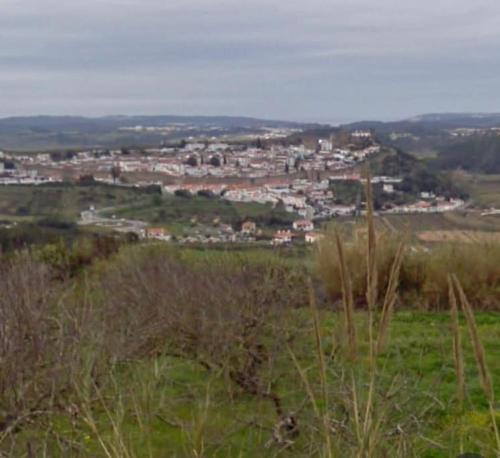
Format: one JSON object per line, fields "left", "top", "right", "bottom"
{"left": 77, "top": 174, "right": 96, "bottom": 186}
{"left": 185, "top": 155, "right": 198, "bottom": 167}
{"left": 111, "top": 165, "right": 121, "bottom": 184}
{"left": 50, "top": 152, "right": 63, "bottom": 162}
{"left": 3, "top": 160, "right": 15, "bottom": 170}
{"left": 210, "top": 156, "right": 221, "bottom": 167}
{"left": 175, "top": 189, "right": 192, "bottom": 198}
{"left": 197, "top": 189, "right": 215, "bottom": 198}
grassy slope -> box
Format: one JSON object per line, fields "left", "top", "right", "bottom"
{"left": 15, "top": 310, "right": 500, "bottom": 457}
{"left": 0, "top": 184, "right": 152, "bottom": 221}
{"left": 463, "top": 174, "right": 500, "bottom": 207}
{"left": 0, "top": 185, "right": 297, "bottom": 232}
{"left": 108, "top": 195, "right": 296, "bottom": 230}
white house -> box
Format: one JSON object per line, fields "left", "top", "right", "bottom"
{"left": 383, "top": 184, "right": 394, "bottom": 194}
{"left": 272, "top": 230, "right": 293, "bottom": 246}
{"left": 293, "top": 219, "right": 314, "bottom": 232}
{"left": 241, "top": 221, "right": 257, "bottom": 235}
{"left": 144, "top": 227, "right": 171, "bottom": 241}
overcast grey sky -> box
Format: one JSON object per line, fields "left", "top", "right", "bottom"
{"left": 2, "top": 0, "right": 500, "bottom": 123}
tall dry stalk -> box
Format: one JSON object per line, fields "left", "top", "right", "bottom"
{"left": 376, "top": 241, "right": 405, "bottom": 355}
{"left": 365, "top": 173, "right": 378, "bottom": 312}
{"left": 448, "top": 276, "right": 465, "bottom": 408}
{"left": 308, "top": 279, "right": 333, "bottom": 458}
{"left": 448, "top": 275, "right": 465, "bottom": 455}
{"left": 452, "top": 275, "right": 500, "bottom": 453}
{"left": 360, "top": 172, "right": 378, "bottom": 454}
{"left": 335, "top": 231, "right": 357, "bottom": 359}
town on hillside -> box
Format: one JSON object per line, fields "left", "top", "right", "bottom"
{"left": 0, "top": 129, "right": 465, "bottom": 245}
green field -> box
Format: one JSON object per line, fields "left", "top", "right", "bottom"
{"left": 0, "top": 185, "right": 297, "bottom": 233}
{"left": 461, "top": 174, "right": 500, "bottom": 207}
{"left": 9, "top": 310, "right": 500, "bottom": 457}
{"left": 107, "top": 194, "right": 297, "bottom": 230}
{"left": 0, "top": 183, "right": 154, "bottom": 221}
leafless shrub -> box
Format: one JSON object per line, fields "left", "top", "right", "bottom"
{"left": 92, "top": 247, "right": 307, "bottom": 418}
{"left": 0, "top": 253, "right": 75, "bottom": 437}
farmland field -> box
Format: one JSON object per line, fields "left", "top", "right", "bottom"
{"left": 104, "top": 194, "right": 297, "bottom": 229}
{"left": 417, "top": 230, "right": 500, "bottom": 243}
{"left": 0, "top": 184, "right": 298, "bottom": 233}
{"left": 0, "top": 183, "right": 154, "bottom": 221}
{"left": 332, "top": 211, "right": 500, "bottom": 242}
{"left": 460, "top": 174, "right": 500, "bottom": 207}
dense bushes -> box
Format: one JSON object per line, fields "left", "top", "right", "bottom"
{"left": 0, "top": 245, "right": 308, "bottom": 452}
{"left": 91, "top": 245, "right": 307, "bottom": 365}
{"left": 0, "top": 254, "right": 99, "bottom": 438}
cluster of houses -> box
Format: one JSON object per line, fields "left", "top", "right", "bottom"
{"left": 384, "top": 197, "right": 465, "bottom": 214}
{"left": 0, "top": 157, "right": 55, "bottom": 185}
{"left": 271, "top": 221, "right": 324, "bottom": 246}
{"left": 9, "top": 130, "right": 379, "bottom": 183}
{"left": 136, "top": 218, "right": 324, "bottom": 247}
{"left": 167, "top": 177, "right": 357, "bottom": 221}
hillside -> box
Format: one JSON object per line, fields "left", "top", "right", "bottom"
{"left": 434, "top": 134, "right": 500, "bottom": 174}
{"left": 343, "top": 112, "right": 500, "bottom": 133}
{"left": 363, "top": 148, "right": 465, "bottom": 199}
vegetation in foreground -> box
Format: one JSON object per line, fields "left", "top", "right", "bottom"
{"left": 0, "top": 186, "right": 499, "bottom": 457}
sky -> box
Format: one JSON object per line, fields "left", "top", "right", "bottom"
{"left": 2, "top": 0, "right": 500, "bottom": 124}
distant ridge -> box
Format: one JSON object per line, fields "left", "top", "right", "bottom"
{"left": 0, "top": 114, "right": 321, "bottom": 130}
{"left": 341, "top": 112, "right": 500, "bottom": 132}
{"left": 0, "top": 115, "right": 326, "bottom": 151}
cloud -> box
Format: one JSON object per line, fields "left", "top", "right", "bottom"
{"left": 1, "top": 0, "right": 500, "bottom": 121}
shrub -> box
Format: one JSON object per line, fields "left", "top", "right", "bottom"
{"left": 0, "top": 254, "right": 99, "bottom": 438}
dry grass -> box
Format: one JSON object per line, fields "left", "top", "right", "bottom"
{"left": 318, "top": 233, "right": 500, "bottom": 310}
{"left": 417, "top": 230, "right": 500, "bottom": 243}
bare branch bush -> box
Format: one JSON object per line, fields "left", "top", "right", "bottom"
{"left": 91, "top": 247, "right": 308, "bottom": 418}
{"left": 0, "top": 252, "right": 80, "bottom": 438}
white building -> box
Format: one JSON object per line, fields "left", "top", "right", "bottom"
{"left": 272, "top": 230, "right": 292, "bottom": 245}
{"left": 293, "top": 219, "right": 314, "bottom": 232}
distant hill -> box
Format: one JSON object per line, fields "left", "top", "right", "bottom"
{"left": 364, "top": 148, "right": 465, "bottom": 198}
{"left": 339, "top": 113, "right": 500, "bottom": 173}
{"left": 406, "top": 113, "right": 500, "bottom": 128}
{"left": 342, "top": 113, "right": 500, "bottom": 134}
{"left": 434, "top": 134, "right": 500, "bottom": 174}
{"left": 0, "top": 115, "right": 323, "bottom": 151}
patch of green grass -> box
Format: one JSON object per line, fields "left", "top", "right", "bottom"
{"left": 10, "top": 310, "right": 500, "bottom": 457}
{"left": 461, "top": 174, "right": 500, "bottom": 207}
{"left": 110, "top": 194, "right": 296, "bottom": 228}
{"left": 0, "top": 183, "right": 155, "bottom": 221}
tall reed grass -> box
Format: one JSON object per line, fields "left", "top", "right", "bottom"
{"left": 318, "top": 231, "right": 500, "bottom": 310}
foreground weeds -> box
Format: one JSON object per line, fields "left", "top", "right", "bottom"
{"left": 0, "top": 184, "right": 499, "bottom": 456}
